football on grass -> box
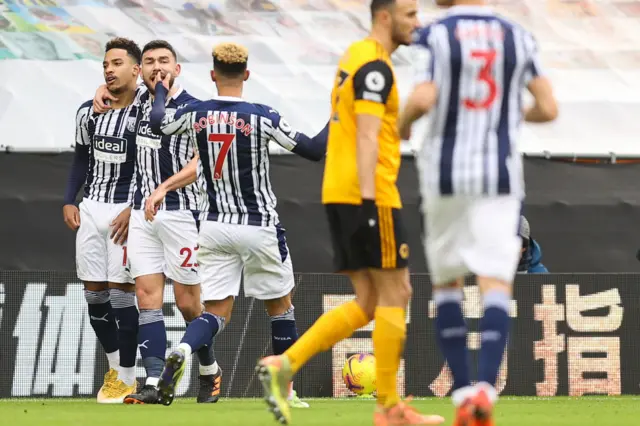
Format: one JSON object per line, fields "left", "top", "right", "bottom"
{"left": 342, "top": 353, "right": 376, "bottom": 396}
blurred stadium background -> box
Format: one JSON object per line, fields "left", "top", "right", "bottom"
{"left": 0, "top": 0, "right": 639, "bottom": 404}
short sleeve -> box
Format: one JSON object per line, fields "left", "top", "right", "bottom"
{"left": 263, "top": 107, "right": 299, "bottom": 151}
{"left": 75, "top": 101, "right": 92, "bottom": 146}
{"left": 522, "top": 31, "right": 544, "bottom": 85}
{"left": 352, "top": 60, "right": 394, "bottom": 117}
{"left": 411, "top": 26, "right": 436, "bottom": 85}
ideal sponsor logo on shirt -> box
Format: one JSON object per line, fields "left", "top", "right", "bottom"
{"left": 93, "top": 135, "right": 127, "bottom": 163}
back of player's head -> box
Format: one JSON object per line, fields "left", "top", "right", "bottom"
{"left": 370, "top": 0, "right": 396, "bottom": 18}
{"left": 212, "top": 42, "right": 248, "bottom": 79}
{"left": 105, "top": 37, "right": 141, "bottom": 65}
{"left": 142, "top": 39, "right": 177, "bottom": 61}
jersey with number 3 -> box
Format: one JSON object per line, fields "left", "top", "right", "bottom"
{"left": 322, "top": 38, "right": 402, "bottom": 209}
{"left": 157, "top": 97, "right": 311, "bottom": 227}
{"left": 412, "top": 6, "right": 543, "bottom": 198}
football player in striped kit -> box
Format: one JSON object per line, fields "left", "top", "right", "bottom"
{"left": 398, "top": 1, "right": 558, "bottom": 425}
{"left": 143, "top": 42, "right": 327, "bottom": 408}
{"left": 92, "top": 40, "right": 221, "bottom": 405}
{"left": 63, "top": 37, "right": 142, "bottom": 403}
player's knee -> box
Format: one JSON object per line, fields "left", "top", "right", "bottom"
{"left": 204, "top": 297, "right": 233, "bottom": 322}
{"left": 83, "top": 281, "right": 108, "bottom": 292}
{"left": 354, "top": 296, "right": 376, "bottom": 321}
{"left": 373, "top": 269, "right": 412, "bottom": 307}
{"left": 264, "top": 296, "right": 292, "bottom": 317}
{"left": 175, "top": 295, "right": 201, "bottom": 321}
{"left": 135, "top": 283, "right": 162, "bottom": 309}
{"left": 436, "top": 279, "right": 464, "bottom": 290}
{"left": 477, "top": 276, "right": 512, "bottom": 296}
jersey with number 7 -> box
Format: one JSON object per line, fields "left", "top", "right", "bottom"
{"left": 412, "top": 11, "right": 543, "bottom": 198}
{"left": 150, "top": 97, "right": 328, "bottom": 227}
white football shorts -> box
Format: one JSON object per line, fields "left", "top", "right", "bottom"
{"left": 423, "top": 196, "right": 522, "bottom": 286}
{"left": 76, "top": 198, "right": 133, "bottom": 284}
{"left": 127, "top": 209, "right": 200, "bottom": 285}
{"left": 197, "top": 221, "right": 295, "bottom": 301}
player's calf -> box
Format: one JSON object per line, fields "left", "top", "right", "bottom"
{"left": 84, "top": 287, "right": 119, "bottom": 367}
{"left": 265, "top": 297, "right": 309, "bottom": 408}
{"left": 134, "top": 273, "right": 167, "bottom": 395}
{"left": 108, "top": 284, "right": 138, "bottom": 388}
{"left": 476, "top": 277, "right": 511, "bottom": 391}
{"left": 175, "top": 281, "right": 222, "bottom": 401}
{"left": 370, "top": 268, "right": 411, "bottom": 410}
{"left": 157, "top": 311, "right": 225, "bottom": 406}
{"left": 433, "top": 280, "right": 471, "bottom": 392}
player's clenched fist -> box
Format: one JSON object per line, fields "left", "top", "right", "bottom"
{"left": 63, "top": 204, "right": 81, "bottom": 231}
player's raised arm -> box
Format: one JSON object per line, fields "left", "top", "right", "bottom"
{"left": 353, "top": 59, "right": 394, "bottom": 200}
{"left": 522, "top": 32, "right": 558, "bottom": 123}
{"left": 265, "top": 108, "right": 329, "bottom": 161}
{"left": 149, "top": 74, "right": 192, "bottom": 136}
{"left": 63, "top": 101, "right": 92, "bottom": 230}
{"left": 398, "top": 27, "right": 438, "bottom": 140}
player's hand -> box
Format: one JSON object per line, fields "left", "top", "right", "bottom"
{"left": 152, "top": 71, "right": 172, "bottom": 91}
{"left": 110, "top": 207, "right": 131, "bottom": 245}
{"left": 145, "top": 186, "right": 167, "bottom": 222}
{"left": 355, "top": 199, "right": 379, "bottom": 249}
{"left": 93, "top": 84, "right": 117, "bottom": 114}
{"left": 63, "top": 204, "right": 81, "bottom": 231}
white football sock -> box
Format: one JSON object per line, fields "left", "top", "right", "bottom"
{"left": 199, "top": 361, "right": 219, "bottom": 376}
{"left": 146, "top": 377, "right": 160, "bottom": 387}
{"left": 119, "top": 366, "right": 136, "bottom": 387}
{"left": 178, "top": 343, "right": 193, "bottom": 359}
{"left": 106, "top": 350, "right": 120, "bottom": 371}
{"left": 451, "top": 385, "right": 477, "bottom": 407}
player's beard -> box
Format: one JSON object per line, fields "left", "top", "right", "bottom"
{"left": 391, "top": 20, "right": 412, "bottom": 47}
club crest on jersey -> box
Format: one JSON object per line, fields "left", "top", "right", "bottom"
{"left": 93, "top": 135, "right": 127, "bottom": 164}
{"left": 126, "top": 116, "right": 137, "bottom": 133}
{"left": 137, "top": 120, "right": 161, "bottom": 150}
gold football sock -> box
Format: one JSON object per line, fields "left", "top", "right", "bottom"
{"left": 286, "top": 300, "right": 369, "bottom": 374}
{"left": 372, "top": 306, "right": 406, "bottom": 408}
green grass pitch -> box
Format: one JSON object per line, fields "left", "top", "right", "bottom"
{"left": 2, "top": 397, "right": 639, "bottom": 425}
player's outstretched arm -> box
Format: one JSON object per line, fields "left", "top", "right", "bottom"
{"left": 524, "top": 77, "right": 558, "bottom": 123}
{"left": 144, "top": 156, "right": 199, "bottom": 222}
{"left": 399, "top": 32, "right": 438, "bottom": 140}
{"left": 63, "top": 102, "right": 92, "bottom": 231}
{"left": 398, "top": 82, "right": 438, "bottom": 140}
{"left": 265, "top": 108, "right": 328, "bottom": 161}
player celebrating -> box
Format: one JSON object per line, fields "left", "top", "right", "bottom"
{"left": 91, "top": 40, "right": 221, "bottom": 405}
{"left": 398, "top": 1, "right": 558, "bottom": 425}
{"left": 62, "top": 37, "right": 141, "bottom": 403}
{"left": 143, "top": 42, "right": 327, "bottom": 408}
{"left": 257, "top": 1, "right": 444, "bottom": 425}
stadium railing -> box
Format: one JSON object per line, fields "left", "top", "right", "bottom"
{"left": 0, "top": 271, "right": 637, "bottom": 398}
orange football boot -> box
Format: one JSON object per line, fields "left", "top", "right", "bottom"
{"left": 374, "top": 397, "right": 445, "bottom": 425}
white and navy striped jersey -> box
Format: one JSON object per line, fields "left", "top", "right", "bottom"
{"left": 134, "top": 86, "right": 201, "bottom": 211}
{"left": 149, "top": 92, "right": 327, "bottom": 227}
{"left": 75, "top": 94, "right": 140, "bottom": 204}
{"left": 412, "top": 5, "right": 543, "bottom": 198}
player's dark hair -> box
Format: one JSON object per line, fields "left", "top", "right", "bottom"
{"left": 370, "top": 0, "right": 396, "bottom": 17}
{"left": 105, "top": 37, "right": 142, "bottom": 65}
{"left": 142, "top": 40, "right": 178, "bottom": 60}
{"left": 212, "top": 43, "right": 248, "bottom": 78}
